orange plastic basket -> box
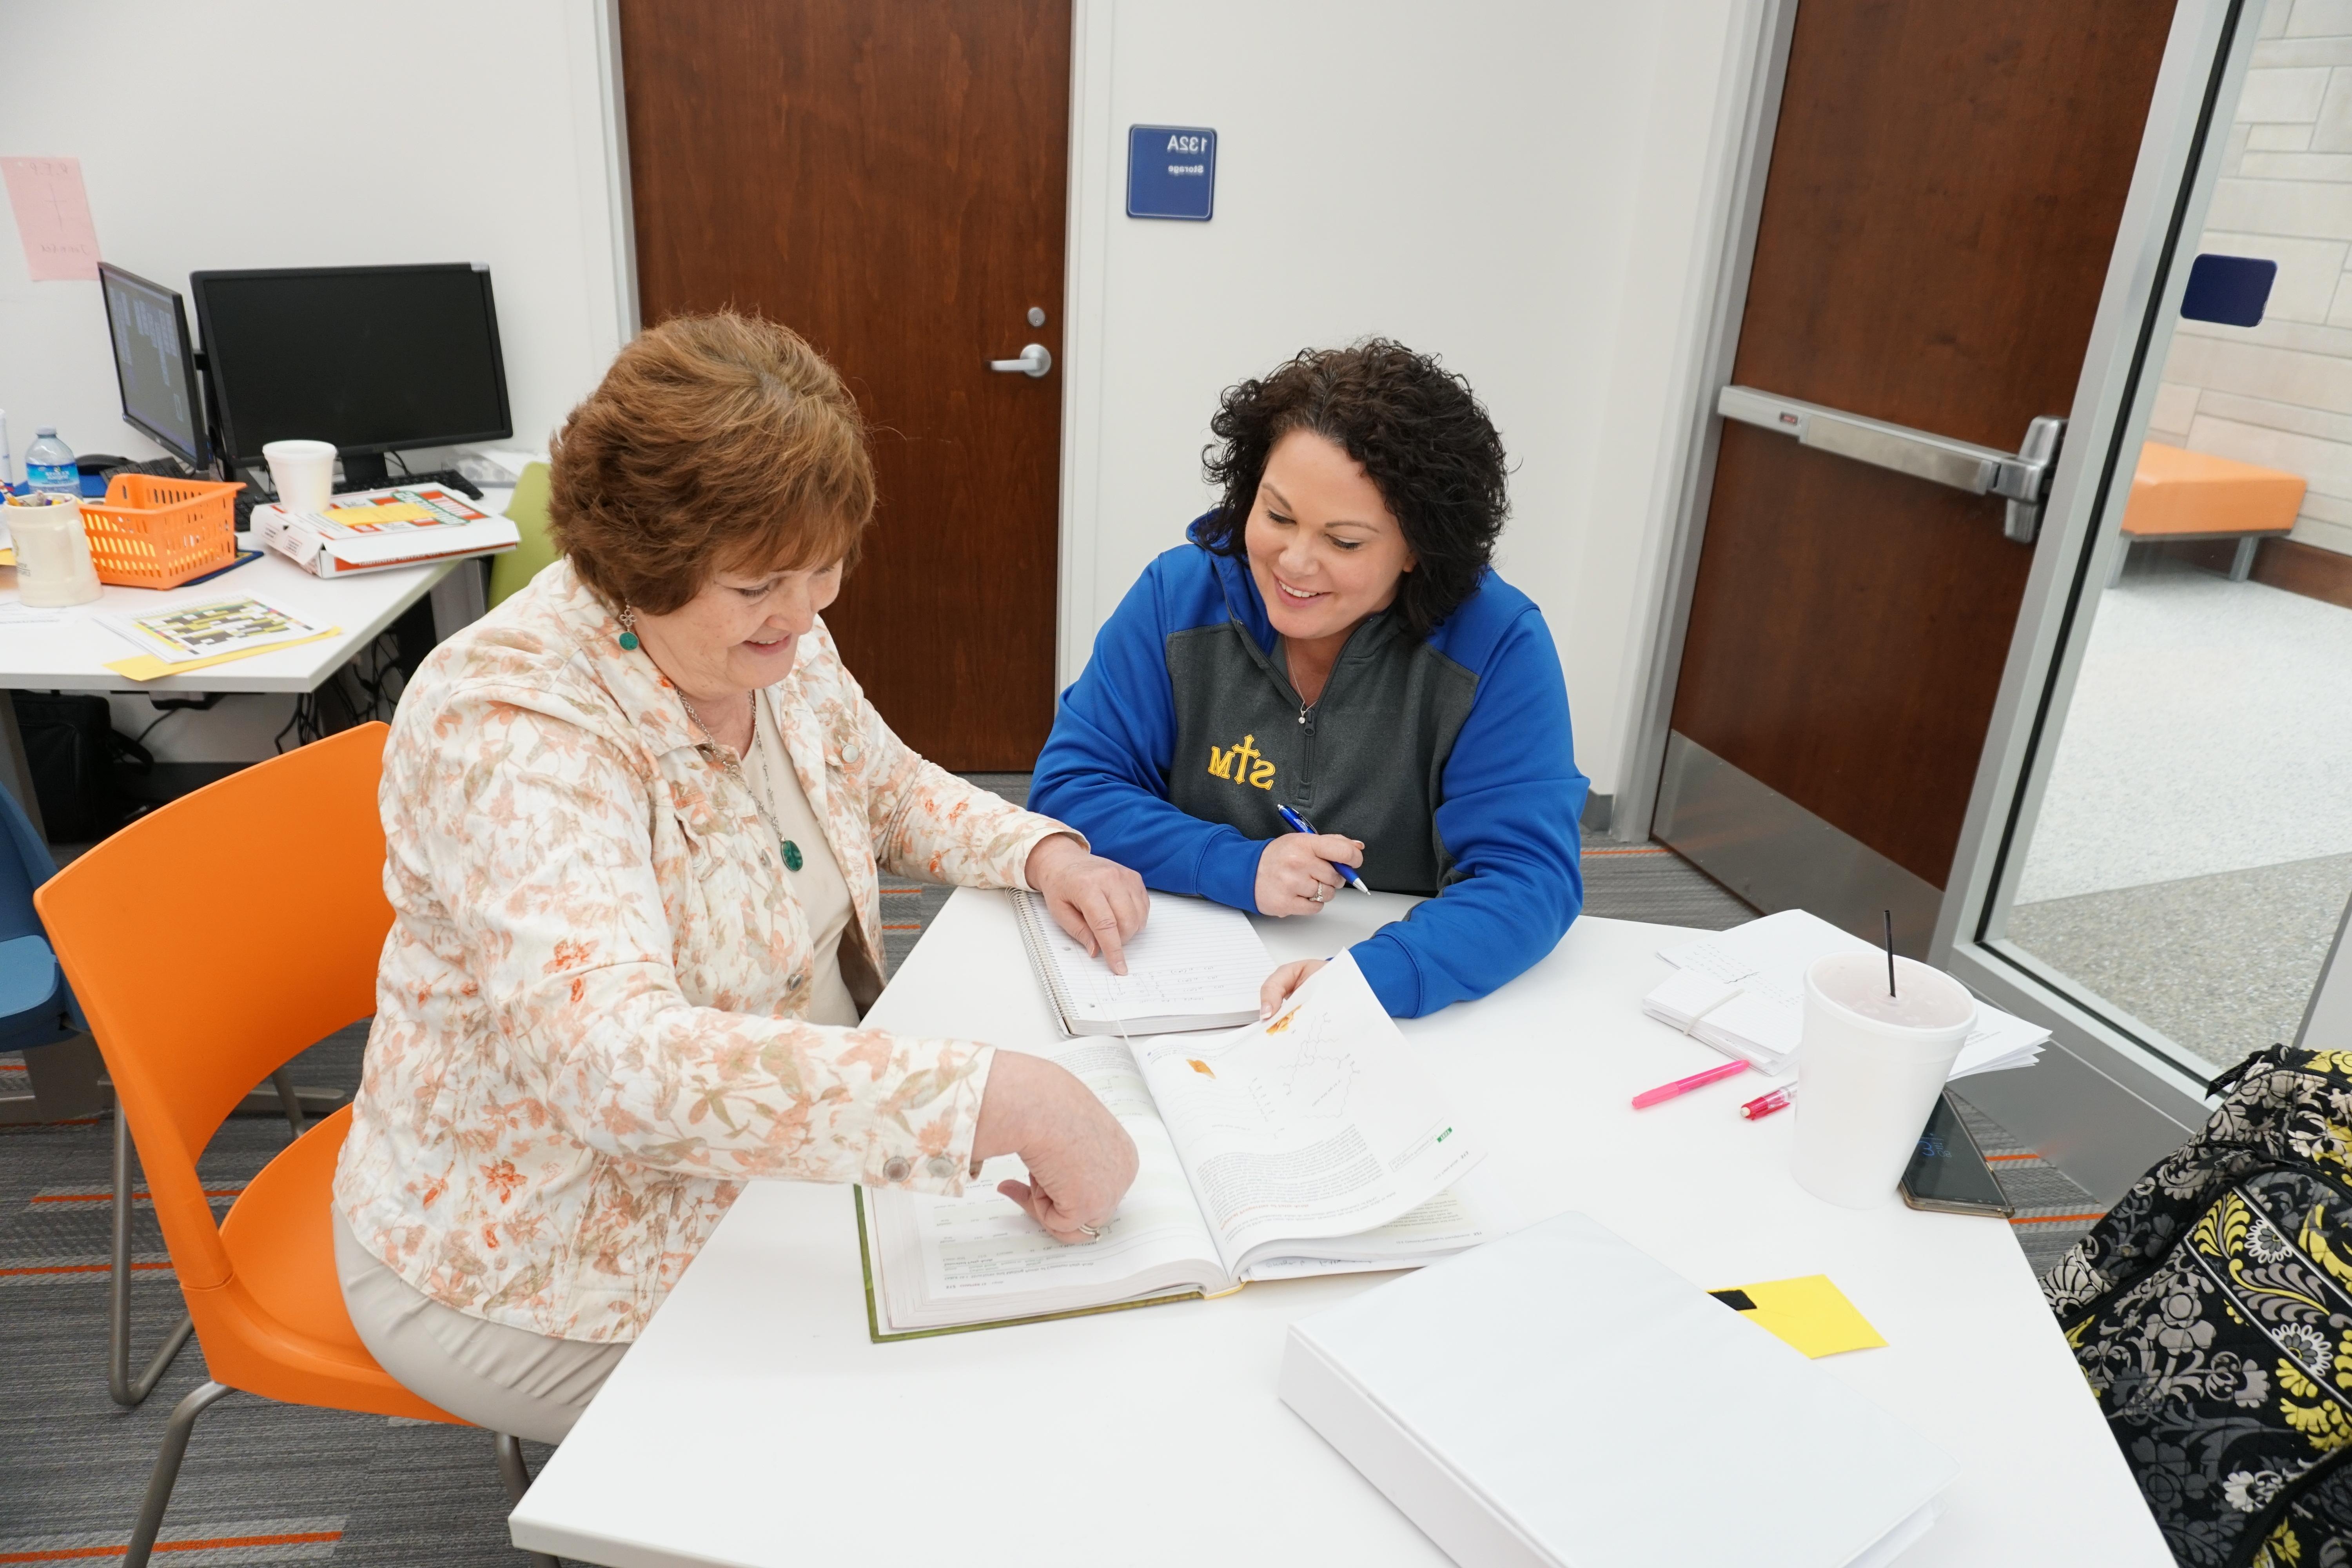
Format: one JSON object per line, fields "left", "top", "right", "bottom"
{"left": 79, "top": 474, "right": 243, "bottom": 590}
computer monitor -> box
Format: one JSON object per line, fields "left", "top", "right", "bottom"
{"left": 98, "top": 263, "right": 211, "bottom": 469}
{"left": 189, "top": 263, "right": 512, "bottom": 488}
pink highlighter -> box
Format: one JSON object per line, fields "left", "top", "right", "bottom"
{"left": 1630, "top": 1058, "right": 1750, "bottom": 1109}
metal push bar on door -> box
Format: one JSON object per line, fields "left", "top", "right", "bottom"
{"left": 1717, "top": 385, "right": 2065, "bottom": 543}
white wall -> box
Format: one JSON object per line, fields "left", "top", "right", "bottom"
{"left": 0, "top": 0, "right": 628, "bottom": 759}
{"left": 1058, "top": 0, "right": 1748, "bottom": 800}
{"left": 0, "top": 0, "right": 1746, "bottom": 791}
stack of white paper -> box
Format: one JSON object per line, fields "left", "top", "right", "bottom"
{"left": 1642, "top": 910, "right": 2046, "bottom": 1078}
{"left": 1646, "top": 907, "right": 2051, "bottom": 1081}
{"left": 1281, "top": 1211, "right": 1958, "bottom": 1567}
{"left": 1012, "top": 888, "right": 1274, "bottom": 1036}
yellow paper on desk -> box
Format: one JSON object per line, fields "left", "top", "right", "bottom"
{"left": 324, "top": 501, "right": 437, "bottom": 526}
{"left": 1714, "top": 1274, "right": 1886, "bottom": 1357}
{"left": 105, "top": 627, "right": 341, "bottom": 682}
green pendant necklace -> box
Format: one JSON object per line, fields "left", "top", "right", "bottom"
{"left": 677, "top": 687, "right": 800, "bottom": 872}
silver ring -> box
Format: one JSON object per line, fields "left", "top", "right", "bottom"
{"left": 1311, "top": 884, "right": 1325, "bottom": 904}
{"left": 1079, "top": 1223, "right": 1103, "bottom": 1238}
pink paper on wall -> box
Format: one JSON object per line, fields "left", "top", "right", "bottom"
{"left": 1, "top": 157, "right": 101, "bottom": 281}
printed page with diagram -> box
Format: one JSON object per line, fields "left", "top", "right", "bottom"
{"left": 1129, "top": 954, "right": 1489, "bottom": 1277}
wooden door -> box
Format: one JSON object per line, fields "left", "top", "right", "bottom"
{"left": 620, "top": 0, "right": 1070, "bottom": 769}
{"left": 1657, "top": 1, "right": 2176, "bottom": 948}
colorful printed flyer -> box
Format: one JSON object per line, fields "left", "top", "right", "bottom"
{"left": 105, "top": 594, "right": 328, "bottom": 665}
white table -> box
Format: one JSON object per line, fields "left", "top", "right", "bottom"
{"left": 0, "top": 496, "right": 503, "bottom": 835}
{"left": 512, "top": 892, "right": 2169, "bottom": 1567}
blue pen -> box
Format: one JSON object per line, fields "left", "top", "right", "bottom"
{"left": 1274, "top": 803, "right": 1373, "bottom": 895}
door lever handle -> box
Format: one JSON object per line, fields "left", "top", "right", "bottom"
{"left": 988, "top": 343, "right": 1053, "bottom": 378}
{"left": 1717, "top": 385, "right": 2065, "bottom": 544}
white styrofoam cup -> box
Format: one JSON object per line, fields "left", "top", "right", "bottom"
{"left": 1791, "top": 952, "right": 1977, "bottom": 1209}
{"left": 262, "top": 439, "right": 337, "bottom": 514}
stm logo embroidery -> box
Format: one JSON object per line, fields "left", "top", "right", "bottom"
{"left": 1208, "top": 733, "right": 1276, "bottom": 791}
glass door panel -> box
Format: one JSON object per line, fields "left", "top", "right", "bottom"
{"left": 1996, "top": 1, "right": 2352, "bottom": 1076}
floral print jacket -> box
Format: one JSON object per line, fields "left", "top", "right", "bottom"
{"left": 333, "top": 559, "right": 1071, "bottom": 1342}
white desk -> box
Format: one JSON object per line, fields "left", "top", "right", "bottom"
{"left": 512, "top": 893, "right": 2169, "bottom": 1567}
{"left": 0, "top": 549, "right": 467, "bottom": 694}
{"left": 0, "top": 489, "right": 505, "bottom": 835}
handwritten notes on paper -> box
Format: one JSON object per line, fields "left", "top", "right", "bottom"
{"left": 1, "top": 158, "right": 101, "bottom": 281}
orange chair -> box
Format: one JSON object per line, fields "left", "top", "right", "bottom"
{"left": 36, "top": 723, "right": 552, "bottom": 1568}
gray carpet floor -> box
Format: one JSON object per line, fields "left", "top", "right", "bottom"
{"left": 1, "top": 793, "right": 2099, "bottom": 1564}
{"left": 2009, "top": 849, "right": 2352, "bottom": 1070}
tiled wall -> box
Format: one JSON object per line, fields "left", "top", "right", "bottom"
{"left": 2151, "top": 0, "right": 2352, "bottom": 557}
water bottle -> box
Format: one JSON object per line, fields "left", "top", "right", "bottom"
{"left": 25, "top": 428, "right": 77, "bottom": 497}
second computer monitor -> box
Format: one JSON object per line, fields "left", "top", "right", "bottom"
{"left": 98, "top": 263, "right": 211, "bottom": 469}
{"left": 189, "top": 263, "right": 512, "bottom": 485}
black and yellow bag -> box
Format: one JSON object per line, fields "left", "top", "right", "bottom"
{"left": 2047, "top": 1044, "right": 2352, "bottom": 1568}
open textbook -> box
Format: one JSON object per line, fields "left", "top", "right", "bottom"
{"left": 857, "top": 953, "right": 1506, "bottom": 1339}
{"left": 1642, "top": 909, "right": 2048, "bottom": 1078}
{"left": 1011, "top": 887, "right": 1275, "bottom": 1035}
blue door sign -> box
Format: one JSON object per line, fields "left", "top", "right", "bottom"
{"left": 2180, "top": 254, "right": 2277, "bottom": 328}
{"left": 1127, "top": 125, "right": 1217, "bottom": 221}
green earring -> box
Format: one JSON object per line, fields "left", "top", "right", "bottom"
{"left": 617, "top": 606, "right": 640, "bottom": 652}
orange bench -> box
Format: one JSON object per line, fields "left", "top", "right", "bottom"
{"left": 2116, "top": 441, "right": 2304, "bottom": 584}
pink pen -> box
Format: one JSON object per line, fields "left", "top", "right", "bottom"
{"left": 1740, "top": 1084, "right": 1796, "bottom": 1120}
{"left": 1631, "top": 1058, "right": 1750, "bottom": 1109}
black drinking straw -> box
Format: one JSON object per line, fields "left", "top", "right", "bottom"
{"left": 1883, "top": 909, "right": 1898, "bottom": 998}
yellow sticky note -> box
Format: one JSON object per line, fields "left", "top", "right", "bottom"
{"left": 325, "top": 502, "right": 436, "bottom": 525}
{"left": 104, "top": 628, "right": 342, "bottom": 682}
{"left": 1712, "top": 1274, "right": 1886, "bottom": 1358}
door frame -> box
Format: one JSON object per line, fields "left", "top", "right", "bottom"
{"left": 586, "top": 0, "right": 642, "bottom": 351}
{"left": 1057, "top": 0, "right": 1114, "bottom": 693}
{"left": 1607, "top": 0, "right": 1797, "bottom": 848}
{"left": 1617, "top": 0, "right": 2257, "bottom": 1201}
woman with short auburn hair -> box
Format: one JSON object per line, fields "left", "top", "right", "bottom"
{"left": 332, "top": 310, "right": 1144, "bottom": 1443}
{"left": 1031, "top": 339, "right": 1588, "bottom": 1020}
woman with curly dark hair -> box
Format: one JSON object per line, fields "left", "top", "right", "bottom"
{"left": 1030, "top": 341, "right": 1588, "bottom": 1018}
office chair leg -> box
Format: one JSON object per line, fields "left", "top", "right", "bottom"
{"left": 493, "top": 1432, "right": 562, "bottom": 1568}
{"left": 124, "top": 1379, "right": 234, "bottom": 1568}
{"left": 110, "top": 1107, "right": 194, "bottom": 1407}
{"left": 269, "top": 1066, "right": 307, "bottom": 1137}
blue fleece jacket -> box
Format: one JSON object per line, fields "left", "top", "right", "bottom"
{"left": 1030, "top": 525, "right": 1587, "bottom": 1016}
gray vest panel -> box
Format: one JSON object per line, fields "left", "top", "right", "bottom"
{"left": 1163, "top": 615, "right": 1477, "bottom": 895}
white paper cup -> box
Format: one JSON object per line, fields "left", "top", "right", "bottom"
{"left": 262, "top": 439, "right": 337, "bottom": 514}
{"left": 1791, "top": 953, "right": 1977, "bottom": 1209}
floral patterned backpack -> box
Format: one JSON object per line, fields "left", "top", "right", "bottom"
{"left": 2047, "top": 1044, "right": 2352, "bottom": 1568}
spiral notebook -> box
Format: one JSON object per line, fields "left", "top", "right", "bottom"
{"left": 1011, "top": 888, "right": 1276, "bottom": 1036}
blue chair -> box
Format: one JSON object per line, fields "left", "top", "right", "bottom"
{"left": 0, "top": 779, "right": 97, "bottom": 1114}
